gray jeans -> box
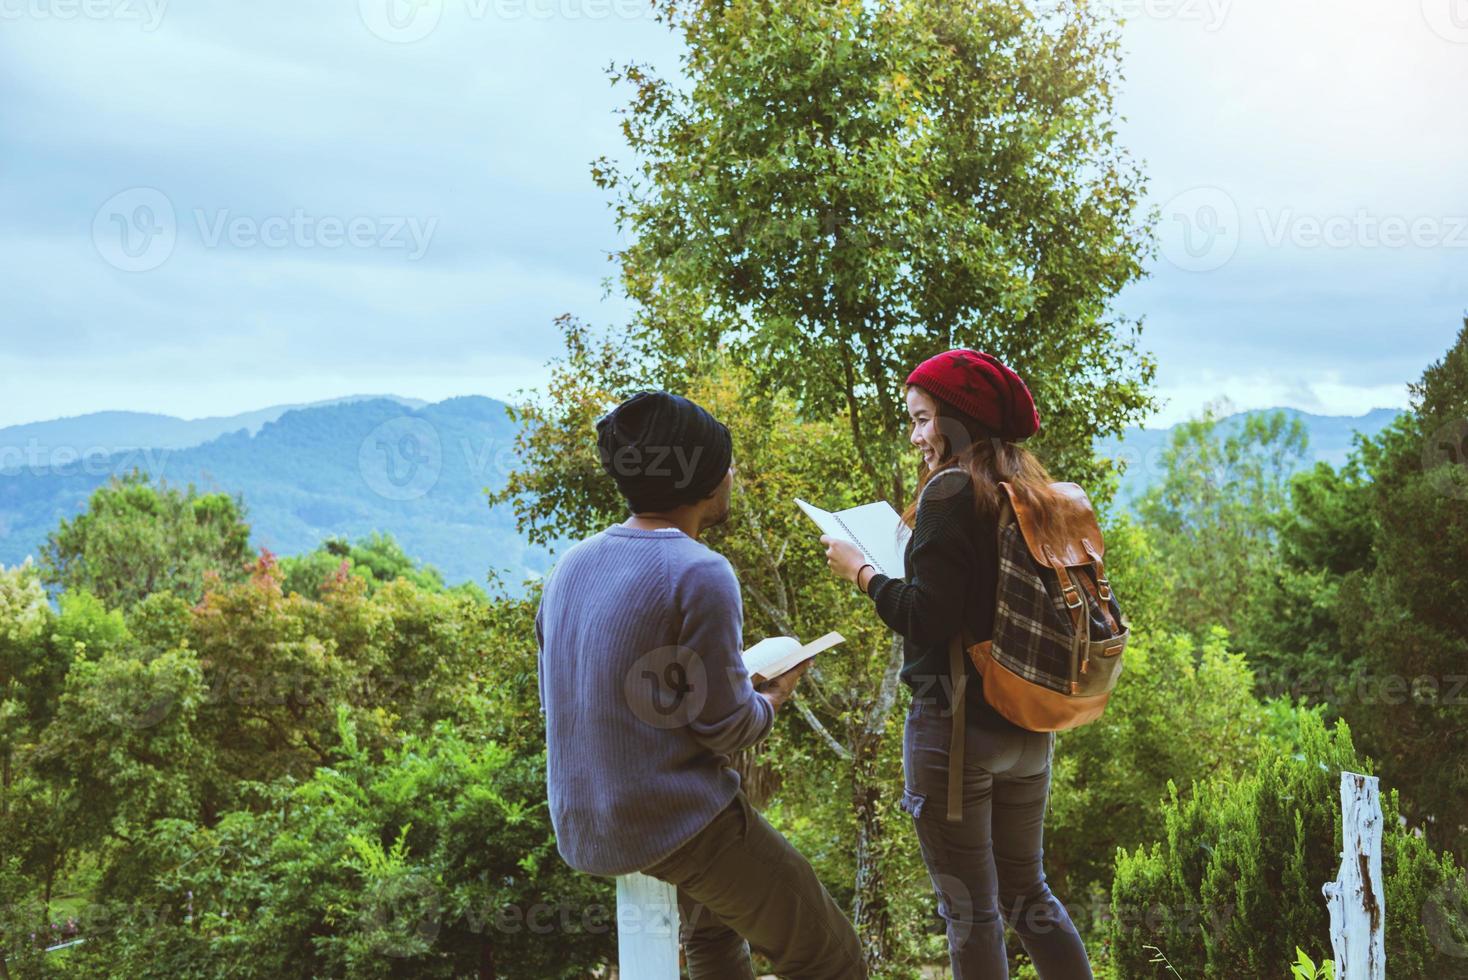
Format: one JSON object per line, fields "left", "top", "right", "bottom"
{"left": 900, "top": 697, "right": 1093, "bottom": 979}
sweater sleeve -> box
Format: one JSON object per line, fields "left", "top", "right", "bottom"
{"left": 673, "top": 554, "right": 775, "bottom": 756}
{"left": 867, "top": 473, "right": 979, "bottom": 646}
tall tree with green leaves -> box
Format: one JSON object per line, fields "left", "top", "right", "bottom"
{"left": 1239, "top": 449, "right": 1377, "bottom": 701}
{"left": 1134, "top": 403, "right": 1309, "bottom": 639}
{"left": 1350, "top": 317, "right": 1468, "bottom": 859}
{"left": 505, "top": 0, "right": 1158, "bottom": 963}
{"left": 41, "top": 470, "right": 252, "bottom": 609}
{"left": 601, "top": 0, "right": 1155, "bottom": 503}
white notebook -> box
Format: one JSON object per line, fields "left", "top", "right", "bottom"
{"left": 795, "top": 498, "right": 912, "bottom": 578}
{"left": 743, "top": 631, "right": 845, "bottom": 683}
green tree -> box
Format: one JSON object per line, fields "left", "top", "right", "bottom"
{"left": 1238, "top": 451, "right": 1375, "bottom": 700}
{"left": 0, "top": 562, "right": 56, "bottom": 816}
{"left": 1134, "top": 403, "right": 1309, "bottom": 638}
{"left": 1046, "top": 626, "right": 1270, "bottom": 906}
{"left": 600, "top": 0, "right": 1155, "bottom": 506}
{"left": 1349, "top": 317, "right": 1468, "bottom": 859}
{"left": 0, "top": 562, "right": 60, "bottom": 976}
{"left": 506, "top": 0, "right": 1158, "bottom": 963}
{"left": 41, "top": 470, "right": 252, "bottom": 609}
{"left": 279, "top": 532, "right": 486, "bottom": 603}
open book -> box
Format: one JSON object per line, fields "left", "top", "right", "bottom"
{"left": 743, "top": 631, "right": 845, "bottom": 684}
{"left": 795, "top": 498, "right": 912, "bottom": 578}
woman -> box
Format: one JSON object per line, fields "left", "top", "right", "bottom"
{"left": 821, "top": 349, "right": 1093, "bottom": 979}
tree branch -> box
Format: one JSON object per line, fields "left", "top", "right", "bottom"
{"left": 794, "top": 696, "right": 853, "bottom": 761}
{"left": 841, "top": 343, "right": 885, "bottom": 501}
{"left": 864, "top": 633, "right": 906, "bottom": 736}
{"left": 733, "top": 567, "right": 838, "bottom": 714}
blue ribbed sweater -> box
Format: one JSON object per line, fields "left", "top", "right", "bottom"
{"left": 535, "top": 525, "right": 775, "bottom": 876}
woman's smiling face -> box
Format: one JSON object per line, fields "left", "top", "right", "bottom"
{"left": 906, "top": 386, "right": 942, "bottom": 468}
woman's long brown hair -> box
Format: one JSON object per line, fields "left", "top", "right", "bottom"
{"left": 898, "top": 383, "right": 1057, "bottom": 529}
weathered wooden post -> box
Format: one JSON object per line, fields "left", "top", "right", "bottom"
{"left": 616, "top": 872, "right": 680, "bottom": 979}
{"left": 1321, "top": 771, "right": 1386, "bottom": 979}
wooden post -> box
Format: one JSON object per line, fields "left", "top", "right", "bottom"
{"left": 616, "top": 872, "right": 680, "bottom": 979}
{"left": 1321, "top": 771, "right": 1386, "bottom": 979}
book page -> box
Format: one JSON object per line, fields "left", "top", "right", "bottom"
{"left": 743, "top": 636, "right": 801, "bottom": 682}
{"left": 743, "top": 631, "right": 845, "bottom": 683}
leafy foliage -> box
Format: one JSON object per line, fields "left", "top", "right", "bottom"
{"left": 1133, "top": 402, "right": 1309, "bottom": 638}
{"left": 40, "top": 471, "right": 252, "bottom": 609}
{"left": 1048, "top": 627, "right": 1269, "bottom": 904}
{"left": 597, "top": 0, "right": 1156, "bottom": 507}
{"left": 1108, "top": 712, "right": 1466, "bottom": 979}
{"left": 1, "top": 529, "right": 602, "bottom": 977}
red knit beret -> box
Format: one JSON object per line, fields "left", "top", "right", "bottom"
{"left": 905, "top": 349, "right": 1041, "bottom": 442}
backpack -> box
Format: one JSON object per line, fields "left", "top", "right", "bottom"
{"left": 927, "top": 469, "right": 1130, "bottom": 822}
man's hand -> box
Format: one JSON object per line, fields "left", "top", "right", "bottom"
{"left": 754, "top": 658, "right": 812, "bottom": 712}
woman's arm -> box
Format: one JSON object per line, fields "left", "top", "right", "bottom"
{"left": 865, "top": 474, "right": 979, "bottom": 646}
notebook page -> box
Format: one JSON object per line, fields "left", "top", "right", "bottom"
{"left": 831, "top": 501, "right": 910, "bottom": 577}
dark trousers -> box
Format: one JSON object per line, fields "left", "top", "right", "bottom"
{"left": 900, "top": 697, "right": 1093, "bottom": 979}
{"left": 641, "top": 789, "right": 867, "bottom": 980}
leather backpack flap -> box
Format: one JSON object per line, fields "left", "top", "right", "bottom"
{"left": 999, "top": 481, "right": 1122, "bottom": 634}
{"left": 998, "top": 481, "right": 1105, "bottom": 567}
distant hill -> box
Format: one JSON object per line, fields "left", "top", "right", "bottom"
{"left": 0, "top": 396, "right": 553, "bottom": 595}
{"left": 0, "top": 394, "right": 427, "bottom": 454}
{"left": 1096, "top": 406, "right": 1403, "bottom": 508}
{"left": 0, "top": 398, "right": 1405, "bottom": 592}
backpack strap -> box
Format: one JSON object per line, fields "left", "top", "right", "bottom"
{"left": 919, "top": 466, "right": 966, "bottom": 507}
{"left": 922, "top": 465, "right": 968, "bottom": 823}
{"left": 946, "top": 629, "right": 968, "bottom": 823}
{"left": 915, "top": 465, "right": 975, "bottom": 822}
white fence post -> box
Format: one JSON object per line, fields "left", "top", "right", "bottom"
{"left": 1321, "top": 771, "right": 1386, "bottom": 979}
{"left": 616, "top": 872, "right": 680, "bottom": 979}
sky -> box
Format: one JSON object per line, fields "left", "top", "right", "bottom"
{"left": 1, "top": 0, "right": 1464, "bottom": 430}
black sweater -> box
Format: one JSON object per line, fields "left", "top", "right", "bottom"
{"left": 865, "top": 468, "right": 1022, "bottom": 730}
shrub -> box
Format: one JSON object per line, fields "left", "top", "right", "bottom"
{"left": 1107, "top": 711, "right": 1466, "bottom": 978}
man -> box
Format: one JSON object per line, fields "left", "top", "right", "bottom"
{"left": 535, "top": 390, "right": 867, "bottom": 979}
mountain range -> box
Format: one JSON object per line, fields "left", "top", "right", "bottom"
{"left": 1095, "top": 406, "right": 1402, "bottom": 506}
{"left": 0, "top": 395, "right": 552, "bottom": 594}
{"left": 0, "top": 397, "right": 1403, "bottom": 594}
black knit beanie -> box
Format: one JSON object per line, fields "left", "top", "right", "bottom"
{"left": 595, "top": 391, "right": 733, "bottom": 512}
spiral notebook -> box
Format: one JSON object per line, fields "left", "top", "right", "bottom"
{"left": 795, "top": 498, "right": 912, "bottom": 578}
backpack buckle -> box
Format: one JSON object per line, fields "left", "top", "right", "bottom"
{"left": 1044, "top": 544, "right": 1085, "bottom": 610}
{"left": 1081, "top": 539, "right": 1112, "bottom": 601}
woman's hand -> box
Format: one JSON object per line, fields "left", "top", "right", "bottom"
{"left": 820, "top": 535, "right": 869, "bottom": 585}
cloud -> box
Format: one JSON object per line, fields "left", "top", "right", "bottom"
{"left": 0, "top": 0, "right": 1462, "bottom": 430}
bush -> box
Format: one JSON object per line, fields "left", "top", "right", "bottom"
{"left": 1047, "top": 626, "right": 1269, "bottom": 906}
{"left": 1107, "top": 711, "right": 1466, "bottom": 978}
